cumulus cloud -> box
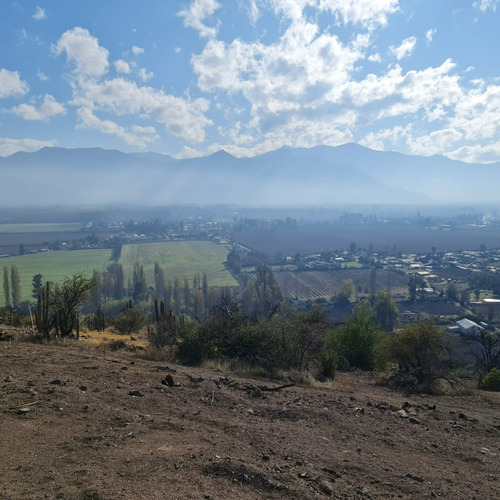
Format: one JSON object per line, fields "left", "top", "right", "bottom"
{"left": 33, "top": 6, "right": 46, "bottom": 21}
{"left": 132, "top": 46, "right": 144, "bottom": 55}
{"left": 76, "top": 107, "right": 159, "bottom": 148}
{"left": 0, "top": 138, "right": 56, "bottom": 157}
{"left": 52, "top": 27, "right": 109, "bottom": 80}
{"left": 114, "top": 60, "right": 131, "bottom": 74}
{"left": 389, "top": 36, "right": 417, "bottom": 60}
{"left": 178, "top": 0, "right": 220, "bottom": 38}
{"left": 11, "top": 94, "right": 66, "bottom": 121}
{"left": 0, "top": 69, "right": 29, "bottom": 98}
{"left": 138, "top": 68, "right": 154, "bottom": 82}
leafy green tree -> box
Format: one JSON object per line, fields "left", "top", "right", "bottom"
{"left": 113, "top": 307, "right": 145, "bottom": 335}
{"left": 337, "top": 279, "right": 355, "bottom": 303}
{"left": 374, "top": 291, "right": 399, "bottom": 332}
{"left": 332, "top": 301, "right": 382, "bottom": 370}
{"left": 32, "top": 273, "right": 43, "bottom": 300}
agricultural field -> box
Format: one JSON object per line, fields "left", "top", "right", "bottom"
{"left": 0, "top": 249, "right": 113, "bottom": 307}
{"left": 0, "top": 223, "right": 82, "bottom": 233}
{"left": 235, "top": 223, "right": 500, "bottom": 255}
{"left": 120, "top": 241, "right": 238, "bottom": 288}
{"left": 275, "top": 268, "right": 409, "bottom": 302}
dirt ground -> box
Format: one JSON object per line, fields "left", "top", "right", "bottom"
{"left": 1, "top": 339, "right": 500, "bottom": 500}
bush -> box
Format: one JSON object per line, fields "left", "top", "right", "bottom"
{"left": 482, "top": 368, "right": 500, "bottom": 391}
{"left": 330, "top": 301, "right": 382, "bottom": 371}
{"left": 382, "top": 319, "right": 447, "bottom": 386}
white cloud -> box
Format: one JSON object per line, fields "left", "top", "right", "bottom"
{"left": 389, "top": 36, "right": 417, "bottom": 60}
{"left": 0, "top": 69, "right": 29, "bottom": 98}
{"left": 38, "top": 70, "right": 49, "bottom": 81}
{"left": 138, "top": 68, "right": 154, "bottom": 82}
{"left": 426, "top": 28, "right": 436, "bottom": 44}
{"left": 178, "top": 0, "right": 220, "bottom": 38}
{"left": 33, "top": 6, "right": 46, "bottom": 21}
{"left": 11, "top": 94, "right": 66, "bottom": 121}
{"left": 132, "top": 46, "right": 144, "bottom": 55}
{"left": 267, "top": 0, "right": 399, "bottom": 28}
{"left": 76, "top": 107, "right": 159, "bottom": 148}
{"left": 368, "top": 53, "right": 381, "bottom": 63}
{"left": 114, "top": 60, "right": 131, "bottom": 74}
{"left": 0, "top": 137, "right": 56, "bottom": 157}
{"left": 70, "top": 77, "right": 212, "bottom": 144}
{"left": 474, "top": 0, "right": 499, "bottom": 12}
{"left": 52, "top": 27, "right": 109, "bottom": 80}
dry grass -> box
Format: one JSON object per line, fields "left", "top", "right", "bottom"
{"left": 80, "top": 329, "right": 148, "bottom": 349}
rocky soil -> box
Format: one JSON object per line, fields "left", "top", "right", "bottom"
{"left": 1, "top": 340, "right": 500, "bottom": 500}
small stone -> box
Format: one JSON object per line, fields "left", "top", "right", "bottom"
{"left": 406, "top": 473, "right": 424, "bottom": 482}
{"left": 408, "top": 417, "right": 420, "bottom": 424}
{"left": 4, "top": 375, "right": 12, "bottom": 382}
{"left": 458, "top": 413, "right": 467, "bottom": 420}
{"left": 318, "top": 480, "right": 334, "bottom": 496}
{"left": 50, "top": 379, "right": 62, "bottom": 385}
{"left": 79, "top": 385, "right": 87, "bottom": 391}
{"left": 17, "top": 407, "right": 31, "bottom": 415}
{"left": 121, "top": 366, "right": 128, "bottom": 371}
{"left": 375, "top": 401, "right": 389, "bottom": 410}
{"left": 129, "top": 390, "right": 143, "bottom": 397}
{"left": 396, "top": 409, "right": 408, "bottom": 418}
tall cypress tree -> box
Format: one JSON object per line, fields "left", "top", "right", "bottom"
{"left": 11, "top": 265, "right": 21, "bottom": 308}
{"left": 3, "top": 266, "right": 10, "bottom": 308}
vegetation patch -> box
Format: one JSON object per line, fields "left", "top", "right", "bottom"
{"left": 120, "top": 241, "right": 238, "bottom": 287}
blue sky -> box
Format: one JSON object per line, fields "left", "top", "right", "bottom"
{"left": 1, "top": 0, "right": 499, "bottom": 162}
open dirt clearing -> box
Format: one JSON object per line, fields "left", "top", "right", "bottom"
{"left": 1, "top": 341, "right": 499, "bottom": 500}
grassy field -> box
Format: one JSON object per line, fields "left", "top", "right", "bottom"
{"left": 0, "top": 249, "right": 113, "bottom": 307}
{"left": 0, "top": 223, "right": 82, "bottom": 233}
{"left": 120, "top": 241, "right": 237, "bottom": 287}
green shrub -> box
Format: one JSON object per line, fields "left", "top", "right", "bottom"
{"left": 482, "top": 368, "right": 500, "bottom": 391}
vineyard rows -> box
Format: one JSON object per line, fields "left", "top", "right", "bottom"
{"left": 275, "top": 269, "right": 409, "bottom": 301}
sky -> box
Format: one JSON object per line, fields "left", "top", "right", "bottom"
{"left": 1, "top": 0, "right": 500, "bottom": 163}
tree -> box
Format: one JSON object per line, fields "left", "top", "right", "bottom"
{"left": 113, "top": 307, "right": 145, "bottom": 335}
{"left": 154, "top": 261, "right": 165, "bottom": 300}
{"left": 374, "top": 291, "right": 399, "bottom": 332}
{"left": 51, "top": 272, "right": 95, "bottom": 337}
{"left": 3, "top": 266, "right": 11, "bottom": 308}
{"left": 32, "top": 273, "right": 43, "bottom": 300}
{"left": 337, "top": 279, "right": 355, "bottom": 303}
{"left": 132, "top": 262, "right": 147, "bottom": 302}
{"left": 462, "top": 329, "right": 500, "bottom": 374}
{"left": 382, "top": 319, "right": 446, "bottom": 385}
{"left": 10, "top": 265, "right": 21, "bottom": 308}
{"left": 332, "top": 301, "right": 382, "bottom": 370}
{"left": 447, "top": 284, "right": 458, "bottom": 302}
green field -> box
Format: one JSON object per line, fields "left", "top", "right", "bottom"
{"left": 0, "top": 223, "right": 82, "bottom": 233}
{"left": 0, "top": 249, "right": 112, "bottom": 307}
{"left": 120, "top": 241, "right": 237, "bottom": 287}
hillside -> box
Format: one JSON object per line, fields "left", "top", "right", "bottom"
{"left": 2, "top": 144, "right": 499, "bottom": 207}
{"left": 1, "top": 340, "right": 499, "bottom": 500}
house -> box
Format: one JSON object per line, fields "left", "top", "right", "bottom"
{"left": 455, "top": 318, "right": 484, "bottom": 336}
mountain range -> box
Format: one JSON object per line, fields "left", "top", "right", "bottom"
{"left": 1, "top": 144, "right": 498, "bottom": 207}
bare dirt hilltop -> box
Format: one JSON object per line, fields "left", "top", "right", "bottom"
{"left": 1, "top": 341, "right": 500, "bottom": 500}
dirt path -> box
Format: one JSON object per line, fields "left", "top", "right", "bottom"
{"left": 1, "top": 342, "right": 499, "bottom": 499}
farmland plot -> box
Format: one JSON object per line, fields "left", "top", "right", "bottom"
{"left": 275, "top": 269, "right": 409, "bottom": 301}
{"left": 120, "top": 241, "right": 238, "bottom": 287}
{"left": 0, "top": 249, "right": 113, "bottom": 307}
